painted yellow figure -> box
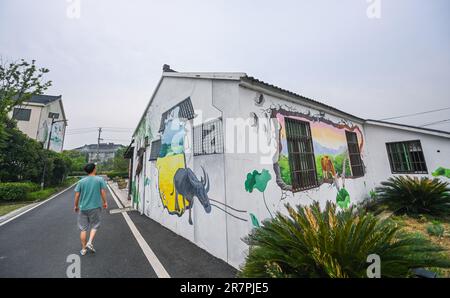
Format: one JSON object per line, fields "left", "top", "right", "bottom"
{"left": 156, "top": 154, "right": 189, "bottom": 215}
{"left": 156, "top": 107, "right": 189, "bottom": 216}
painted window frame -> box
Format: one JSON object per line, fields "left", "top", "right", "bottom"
{"left": 149, "top": 139, "right": 161, "bottom": 161}
{"left": 193, "top": 117, "right": 224, "bottom": 156}
{"left": 345, "top": 130, "right": 365, "bottom": 178}
{"left": 385, "top": 140, "right": 428, "bottom": 174}
{"left": 285, "top": 117, "right": 320, "bottom": 192}
{"left": 12, "top": 108, "right": 31, "bottom": 121}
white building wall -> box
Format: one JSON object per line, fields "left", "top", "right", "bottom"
{"left": 131, "top": 75, "right": 450, "bottom": 269}
{"left": 37, "top": 100, "right": 66, "bottom": 152}
{"left": 132, "top": 77, "right": 229, "bottom": 262}
{"left": 131, "top": 76, "right": 375, "bottom": 269}
{"left": 11, "top": 104, "right": 42, "bottom": 139}
{"left": 363, "top": 123, "right": 450, "bottom": 188}
{"left": 220, "top": 85, "right": 369, "bottom": 267}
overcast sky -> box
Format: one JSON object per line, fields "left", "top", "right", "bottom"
{"left": 1, "top": 0, "right": 449, "bottom": 149}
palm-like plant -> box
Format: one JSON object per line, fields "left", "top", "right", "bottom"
{"left": 374, "top": 176, "right": 450, "bottom": 217}
{"left": 239, "top": 201, "right": 450, "bottom": 278}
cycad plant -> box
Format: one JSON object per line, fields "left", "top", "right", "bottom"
{"left": 374, "top": 176, "right": 450, "bottom": 217}
{"left": 239, "top": 201, "right": 450, "bottom": 278}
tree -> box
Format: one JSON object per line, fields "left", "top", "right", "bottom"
{"left": 0, "top": 58, "right": 52, "bottom": 146}
{"left": 61, "top": 150, "right": 87, "bottom": 173}
{"left": 0, "top": 117, "right": 45, "bottom": 182}
{"left": 112, "top": 147, "right": 128, "bottom": 172}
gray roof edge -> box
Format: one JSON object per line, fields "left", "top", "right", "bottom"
{"left": 365, "top": 119, "right": 450, "bottom": 138}
{"left": 240, "top": 76, "right": 365, "bottom": 123}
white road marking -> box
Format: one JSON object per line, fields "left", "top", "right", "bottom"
{"left": 107, "top": 184, "right": 170, "bottom": 278}
{"left": 0, "top": 183, "right": 77, "bottom": 227}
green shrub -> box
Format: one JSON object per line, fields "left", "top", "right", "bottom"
{"left": 426, "top": 221, "right": 445, "bottom": 237}
{"left": 26, "top": 188, "right": 57, "bottom": 202}
{"left": 238, "top": 201, "right": 450, "bottom": 278}
{"left": 374, "top": 176, "right": 450, "bottom": 217}
{"left": 105, "top": 171, "right": 128, "bottom": 180}
{"left": 0, "top": 182, "right": 39, "bottom": 201}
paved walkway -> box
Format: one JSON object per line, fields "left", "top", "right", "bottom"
{"left": 0, "top": 182, "right": 237, "bottom": 278}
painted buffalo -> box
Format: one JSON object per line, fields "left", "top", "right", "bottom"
{"left": 171, "top": 166, "right": 211, "bottom": 225}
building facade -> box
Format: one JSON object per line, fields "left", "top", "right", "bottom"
{"left": 10, "top": 94, "right": 67, "bottom": 152}
{"left": 74, "top": 143, "right": 124, "bottom": 163}
{"left": 128, "top": 66, "right": 450, "bottom": 269}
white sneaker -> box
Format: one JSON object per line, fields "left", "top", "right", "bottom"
{"left": 80, "top": 249, "right": 87, "bottom": 256}
{"left": 86, "top": 243, "right": 96, "bottom": 253}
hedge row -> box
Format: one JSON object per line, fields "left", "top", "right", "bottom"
{"left": 0, "top": 182, "right": 40, "bottom": 201}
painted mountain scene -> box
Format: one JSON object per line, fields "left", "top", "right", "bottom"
{"left": 275, "top": 110, "right": 363, "bottom": 187}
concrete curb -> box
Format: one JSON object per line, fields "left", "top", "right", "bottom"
{"left": 0, "top": 183, "right": 77, "bottom": 227}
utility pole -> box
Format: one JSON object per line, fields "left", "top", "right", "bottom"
{"left": 97, "top": 127, "right": 103, "bottom": 162}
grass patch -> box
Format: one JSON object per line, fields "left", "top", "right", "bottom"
{"left": 0, "top": 202, "right": 30, "bottom": 217}
{"left": 0, "top": 177, "right": 79, "bottom": 218}
{"left": 391, "top": 215, "right": 450, "bottom": 277}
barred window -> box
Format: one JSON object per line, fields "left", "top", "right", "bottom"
{"left": 386, "top": 140, "right": 427, "bottom": 174}
{"left": 12, "top": 108, "right": 31, "bottom": 121}
{"left": 345, "top": 131, "right": 364, "bottom": 177}
{"left": 149, "top": 140, "right": 161, "bottom": 161}
{"left": 285, "top": 118, "right": 319, "bottom": 191}
{"left": 193, "top": 118, "right": 224, "bottom": 156}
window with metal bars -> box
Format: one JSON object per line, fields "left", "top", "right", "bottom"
{"left": 345, "top": 131, "right": 364, "bottom": 177}
{"left": 386, "top": 140, "right": 428, "bottom": 174}
{"left": 285, "top": 118, "right": 319, "bottom": 191}
{"left": 193, "top": 118, "right": 224, "bottom": 156}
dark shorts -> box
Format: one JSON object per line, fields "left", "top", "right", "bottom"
{"left": 77, "top": 207, "right": 102, "bottom": 231}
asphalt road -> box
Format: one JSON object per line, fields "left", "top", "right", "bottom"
{"left": 0, "top": 184, "right": 236, "bottom": 278}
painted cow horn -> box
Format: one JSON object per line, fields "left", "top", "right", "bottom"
{"left": 201, "top": 166, "right": 210, "bottom": 193}
{"left": 205, "top": 171, "right": 210, "bottom": 193}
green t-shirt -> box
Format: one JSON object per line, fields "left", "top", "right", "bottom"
{"left": 74, "top": 176, "right": 107, "bottom": 211}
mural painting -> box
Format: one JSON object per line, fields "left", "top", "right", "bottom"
{"left": 250, "top": 213, "right": 260, "bottom": 228}
{"left": 155, "top": 106, "right": 212, "bottom": 225}
{"left": 245, "top": 169, "right": 273, "bottom": 218}
{"left": 49, "top": 121, "right": 64, "bottom": 151}
{"left": 265, "top": 107, "right": 365, "bottom": 209}
{"left": 432, "top": 167, "right": 450, "bottom": 179}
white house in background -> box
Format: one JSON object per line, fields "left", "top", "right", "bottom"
{"left": 74, "top": 143, "right": 125, "bottom": 163}
{"left": 127, "top": 65, "right": 450, "bottom": 269}
{"left": 10, "top": 94, "right": 67, "bottom": 152}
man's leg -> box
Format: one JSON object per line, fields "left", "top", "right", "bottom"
{"left": 87, "top": 229, "right": 97, "bottom": 245}
{"left": 86, "top": 208, "right": 101, "bottom": 252}
{"left": 80, "top": 231, "right": 87, "bottom": 249}
{"left": 78, "top": 211, "right": 89, "bottom": 253}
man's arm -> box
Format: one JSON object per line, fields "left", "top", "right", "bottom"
{"left": 74, "top": 192, "right": 80, "bottom": 213}
{"left": 101, "top": 189, "right": 108, "bottom": 209}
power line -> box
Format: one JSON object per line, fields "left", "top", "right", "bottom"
{"left": 379, "top": 107, "right": 450, "bottom": 121}
{"left": 421, "top": 118, "right": 450, "bottom": 127}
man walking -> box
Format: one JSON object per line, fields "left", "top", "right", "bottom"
{"left": 74, "top": 163, "right": 108, "bottom": 255}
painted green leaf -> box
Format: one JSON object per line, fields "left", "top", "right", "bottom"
{"left": 250, "top": 213, "right": 260, "bottom": 228}
{"left": 336, "top": 188, "right": 350, "bottom": 209}
{"left": 432, "top": 167, "right": 450, "bottom": 178}
{"left": 245, "top": 169, "right": 272, "bottom": 193}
